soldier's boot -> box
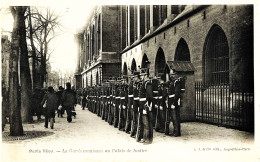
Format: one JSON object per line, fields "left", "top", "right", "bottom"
{"left": 109, "top": 106, "right": 114, "bottom": 125}
{"left": 143, "top": 113, "right": 153, "bottom": 144}
{"left": 101, "top": 104, "right": 105, "bottom": 120}
{"left": 130, "top": 110, "right": 137, "bottom": 137}
{"left": 122, "top": 109, "right": 127, "bottom": 131}
{"left": 136, "top": 113, "right": 143, "bottom": 142}
{"left": 113, "top": 106, "right": 119, "bottom": 128}
{"left": 171, "top": 108, "right": 181, "bottom": 137}
{"left": 159, "top": 110, "right": 165, "bottom": 133}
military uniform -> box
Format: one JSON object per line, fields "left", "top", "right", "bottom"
{"left": 130, "top": 77, "right": 140, "bottom": 137}
{"left": 125, "top": 79, "right": 133, "bottom": 134}
{"left": 113, "top": 83, "right": 120, "bottom": 128}
{"left": 143, "top": 77, "right": 154, "bottom": 144}
{"left": 152, "top": 78, "right": 159, "bottom": 127}
{"left": 118, "top": 83, "right": 127, "bottom": 131}
{"left": 172, "top": 77, "right": 184, "bottom": 136}
{"left": 136, "top": 78, "right": 145, "bottom": 142}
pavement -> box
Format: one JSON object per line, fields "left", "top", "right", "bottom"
{"left": 1, "top": 104, "right": 258, "bottom": 162}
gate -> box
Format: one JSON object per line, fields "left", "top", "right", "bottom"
{"left": 195, "top": 82, "right": 254, "bottom": 132}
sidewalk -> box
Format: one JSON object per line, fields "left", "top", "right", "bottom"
{"left": 2, "top": 105, "right": 256, "bottom": 162}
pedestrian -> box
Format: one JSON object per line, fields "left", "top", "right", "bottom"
{"left": 61, "top": 82, "right": 76, "bottom": 123}
{"left": 56, "top": 86, "right": 64, "bottom": 117}
{"left": 41, "top": 86, "right": 58, "bottom": 129}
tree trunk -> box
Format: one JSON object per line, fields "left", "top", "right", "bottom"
{"left": 9, "top": 6, "right": 24, "bottom": 136}
{"left": 28, "top": 7, "right": 37, "bottom": 91}
{"left": 18, "top": 6, "right": 33, "bottom": 123}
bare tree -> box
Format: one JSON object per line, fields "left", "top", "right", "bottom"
{"left": 26, "top": 7, "right": 61, "bottom": 89}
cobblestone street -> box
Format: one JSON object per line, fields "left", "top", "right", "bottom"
{"left": 2, "top": 105, "right": 256, "bottom": 162}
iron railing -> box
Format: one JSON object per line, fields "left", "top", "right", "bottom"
{"left": 195, "top": 82, "right": 254, "bottom": 132}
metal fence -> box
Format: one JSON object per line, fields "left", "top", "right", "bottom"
{"left": 195, "top": 82, "right": 254, "bottom": 132}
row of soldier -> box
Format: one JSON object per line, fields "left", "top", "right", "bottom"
{"left": 79, "top": 71, "right": 185, "bottom": 144}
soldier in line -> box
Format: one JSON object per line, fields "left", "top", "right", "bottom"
{"left": 171, "top": 75, "right": 185, "bottom": 137}
{"left": 101, "top": 83, "right": 106, "bottom": 120}
{"left": 152, "top": 77, "right": 160, "bottom": 128}
{"left": 130, "top": 72, "right": 140, "bottom": 138}
{"left": 125, "top": 75, "right": 134, "bottom": 134}
{"left": 105, "top": 83, "right": 111, "bottom": 122}
{"left": 155, "top": 77, "right": 166, "bottom": 133}
{"left": 113, "top": 79, "right": 121, "bottom": 128}
{"left": 109, "top": 80, "right": 115, "bottom": 125}
{"left": 136, "top": 73, "right": 146, "bottom": 142}
{"left": 118, "top": 79, "right": 127, "bottom": 131}
{"left": 143, "top": 75, "right": 154, "bottom": 144}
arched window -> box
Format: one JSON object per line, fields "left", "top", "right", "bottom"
{"left": 204, "top": 25, "right": 229, "bottom": 84}
{"left": 155, "top": 47, "right": 166, "bottom": 79}
{"left": 175, "top": 38, "right": 190, "bottom": 61}
{"left": 90, "top": 74, "right": 93, "bottom": 86}
{"left": 131, "top": 59, "right": 137, "bottom": 73}
{"left": 98, "top": 15, "right": 101, "bottom": 53}
{"left": 92, "top": 25, "right": 95, "bottom": 61}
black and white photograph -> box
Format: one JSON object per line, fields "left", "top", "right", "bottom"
{"left": 1, "top": 1, "right": 258, "bottom": 161}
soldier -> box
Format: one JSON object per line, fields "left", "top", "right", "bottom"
{"left": 125, "top": 75, "right": 134, "bottom": 134}
{"left": 108, "top": 79, "right": 115, "bottom": 125}
{"left": 171, "top": 75, "right": 185, "bottom": 137}
{"left": 143, "top": 75, "right": 154, "bottom": 144}
{"left": 118, "top": 79, "right": 127, "bottom": 131}
{"left": 136, "top": 72, "right": 146, "bottom": 142}
{"left": 101, "top": 83, "right": 106, "bottom": 120}
{"left": 113, "top": 79, "right": 121, "bottom": 128}
{"left": 105, "top": 82, "right": 111, "bottom": 122}
{"left": 152, "top": 77, "right": 160, "bottom": 128}
{"left": 155, "top": 77, "right": 166, "bottom": 133}
{"left": 130, "top": 72, "right": 140, "bottom": 138}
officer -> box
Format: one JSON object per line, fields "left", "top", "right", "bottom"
{"left": 130, "top": 72, "right": 140, "bottom": 138}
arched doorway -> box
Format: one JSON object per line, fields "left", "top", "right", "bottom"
{"left": 96, "top": 71, "right": 99, "bottom": 85}
{"left": 131, "top": 59, "right": 137, "bottom": 74}
{"left": 123, "top": 62, "right": 127, "bottom": 76}
{"left": 155, "top": 47, "right": 166, "bottom": 79}
{"left": 175, "top": 38, "right": 191, "bottom": 61}
{"left": 141, "top": 54, "right": 149, "bottom": 68}
{"left": 203, "top": 24, "right": 229, "bottom": 84}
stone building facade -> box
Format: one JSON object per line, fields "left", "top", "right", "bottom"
{"left": 75, "top": 6, "right": 122, "bottom": 89}
{"left": 75, "top": 5, "right": 253, "bottom": 130}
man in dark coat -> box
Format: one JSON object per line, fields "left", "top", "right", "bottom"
{"left": 41, "top": 86, "right": 58, "bottom": 129}
{"left": 61, "top": 82, "right": 76, "bottom": 123}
